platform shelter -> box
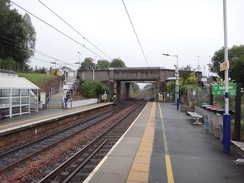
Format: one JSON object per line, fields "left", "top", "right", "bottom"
{"left": 0, "top": 76, "right": 39, "bottom": 118}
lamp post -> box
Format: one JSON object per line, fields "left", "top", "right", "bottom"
{"left": 50, "top": 59, "right": 57, "bottom": 69}
{"left": 92, "top": 56, "right": 97, "bottom": 81}
{"left": 197, "top": 56, "right": 200, "bottom": 72}
{"left": 163, "top": 53, "right": 180, "bottom": 110}
{"left": 77, "top": 52, "right": 81, "bottom": 63}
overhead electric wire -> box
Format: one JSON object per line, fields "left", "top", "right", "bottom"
{"left": 0, "top": 34, "right": 16, "bottom": 43}
{"left": 35, "top": 50, "right": 56, "bottom": 60}
{"left": 122, "top": 0, "right": 149, "bottom": 67}
{"left": 32, "top": 58, "right": 78, "bottom": 69}
{"left": 35, "top": 50, "right": 77, "bottom": 67}
{"left": 33, "top": 57, "right": 78, "bottom": 69}
{"left": 0, "top": 33, "right": 78, "bottom": 69}
{"left": 38, "top": 0, "right": 112, "bottom": 61}
{"left": 35, "top": 51, "right": 78, "bottom": 68}
{"left": 0, "top": 33, "right": 24, "bottom": 47}
{"left": 10, "top": 1, "right": 106, "bottom": 60}
{"left": 32, "top": 57, "right": 57, "bottom": 64}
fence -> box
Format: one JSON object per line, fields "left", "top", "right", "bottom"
{"left": 187, "top": 88, "right": 210, "bottom": 108}
{"left": 212, "top": 86, "right": 244, "bottom": 142}
{"left": 158, "top": 92, "right": 175, "bottom": 103}
{"left": 187, "top": 85, "right": 244, "bottom": 142}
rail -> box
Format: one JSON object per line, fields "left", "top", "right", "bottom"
{"left": 38, "top": 100, "right": 146, "bottom": 182}
{"left": 0, "top": 100, "right": 143, "bottom": 175}
{"left": 46, "top": 80, "right": 64, "bottom": 106}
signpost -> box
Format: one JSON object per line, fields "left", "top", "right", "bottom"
{"left": 222, "top": 0, "right": 231, "bottom": 154}
{"left": 102, "top": 91, "right": 107, "bottom": 102}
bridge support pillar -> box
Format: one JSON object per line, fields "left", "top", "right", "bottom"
{"left": 156, "top": 79, "right": 161, "bottom": 101}
{"left": 113, "top": 80, "right": 118, "bottom": 104}
{"left": 125, "top": 83, "right": 131, "bottom": 99}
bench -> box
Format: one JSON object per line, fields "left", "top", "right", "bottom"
{"left": 187, "top": 111, "right": 202, "bottom": 125}
{"left": 231, "top": 140, "right": 244, "bottom": 165}
{"left": 194, "top": 106, "right": 203, "bottom": 117}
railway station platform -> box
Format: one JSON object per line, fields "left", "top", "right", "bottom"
{"left": 84, "top": 102, "right": 244, "bottom": 183}
{"left": 0, "top": 102, "right": 113, "bottom": 134}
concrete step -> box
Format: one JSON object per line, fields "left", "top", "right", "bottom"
{"left": 58, "top": 88, "right": 64, "bottom": 93}
{"left": 47, "top": 95, "right": 63, "bottom": 108}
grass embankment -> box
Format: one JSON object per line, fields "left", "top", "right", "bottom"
{"left": 18, "top": 73, "right": 58, "bottom": 86}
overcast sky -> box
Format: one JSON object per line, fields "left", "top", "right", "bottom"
{"left": 11, "top": 0, "right": 244, "bottom": 76}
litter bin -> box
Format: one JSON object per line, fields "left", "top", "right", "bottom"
{"left": 210, "top": 107, "right": 220, "bottom": 139}
{"left": 206, "top": 107, "right": 218, "bottom": 135}
{"left": 215, "top": 109, "right": 234, "bottom": 142}
{"left": 39, "top": 101, "right": 43, "bottom": 110}
{"left": 202, "top": 105, "right": 213, "bottom": 131}
{"left": 216, "top": 109, "right": 224, "bottom": 141}
{"left": 216, "top": 114, "right": 223, "bottom": 141}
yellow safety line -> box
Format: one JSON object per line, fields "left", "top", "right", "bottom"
{"left": 126, "top": 102, "right": 155, "bottom": 183}
{"left": 158, "top": 102, "right": 175, "bottom": 183}
{"left": 0, "top": 113, "right": 57, "bottom": 128}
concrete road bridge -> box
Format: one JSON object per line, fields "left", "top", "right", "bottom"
{"left": 78, "top": 67, "right": 202, "bottom": 103}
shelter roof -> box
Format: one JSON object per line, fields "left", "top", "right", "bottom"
{"left": 0, "top": 76, "right": 39, "bottom": 89}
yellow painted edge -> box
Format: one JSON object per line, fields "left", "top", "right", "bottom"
{"left": 158, "top": 102, "right": 175, "bottom": 183}
{"left": 165, "top": 154, "right": 174, "bottom": 183}
{"left": 47, "top": 106, "right": 63, "bottom": 108}
{"left": 0, "top": 103, "right": 113, "bottom": 129}
{"left": 126, "top": 102, "right": 156, "bottom": 183}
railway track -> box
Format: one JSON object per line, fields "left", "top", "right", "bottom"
{"left": 39, "top": 99, "right": 146, "bottom": 183}
{"left": 0, "top": 100, "right": 135, "bottom": 171}
{"left": 0, "top": 99, "right": 148, "bottom": 182}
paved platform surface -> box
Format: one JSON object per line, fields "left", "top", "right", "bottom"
{"left": 85, "top": 102, "right": 244, "bottom": 183}
{"left": 0, "top": 102, "right": 113, "bottom": 134}
{"left": 0, "top": 101, "right": 243, "bottom": 182}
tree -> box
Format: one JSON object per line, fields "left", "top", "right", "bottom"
{"left": 96, "top": 59, "right": 110, "bottom": 70}
{"left": 0, "top": 0, "right": 36, "bottom": 70}
{"left": 81, "top": 80, "right": 111, "bottom": 98}
{"left": 166, "top": 80, "right": 176, "bottom": 92}
{"left": 0, "top": 57, "right": 14, "bottom": 70}
{"left": 143, "top": 83, "right": 156, "bottom": 95}
{"left": 110, "top": 58, "right": 126, "bottom": 68}
{"left": 179, "top": 65, "right": 193, "bottom": 84}
{"left": 131, "top": 82, "right": 140, "bottom": 96}
{"left": 180, "top": 72, "right": 201, "bottom": 95}
{"left": 167, "top": 65, "right": 195, "bottom": 93}
{"left": 211, "top": 45, "right": 244, "bottom": 83}
{"left": 166, "top": 71, "right": 201, "bottom": 95}
{"left": 80, "top": 57, "right": 95, "bottom": 70}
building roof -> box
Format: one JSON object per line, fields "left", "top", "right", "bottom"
{"left": 0, "top": 76, "right": 39, "bottom": 89}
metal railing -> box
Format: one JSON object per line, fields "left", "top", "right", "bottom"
{"left": 46, "top": 80, "right": 65, "bottom": 106}
{"left": 62, "top": 79, "right": 80, "bottom": 108}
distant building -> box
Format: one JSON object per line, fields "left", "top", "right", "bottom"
{"left": 50, "top": 66, "right": 74, "bottom": 76}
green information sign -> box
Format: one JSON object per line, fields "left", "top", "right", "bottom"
{"left": 211, "top": 83, "right": 236, "bottom": 96}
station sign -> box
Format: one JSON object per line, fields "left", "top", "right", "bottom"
{"left": 220, "top": 61, "right": 229, "bottom": 71}
{"left": 211, "top": 83, "right": 236, "bottom": 96}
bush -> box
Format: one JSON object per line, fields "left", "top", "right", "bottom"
{"left": 81, "top": 80, "right": 111, "bottom": 98}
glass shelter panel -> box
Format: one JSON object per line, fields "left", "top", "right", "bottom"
{"left": 0, "top": 89, "right": 10, "bottom": 97}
